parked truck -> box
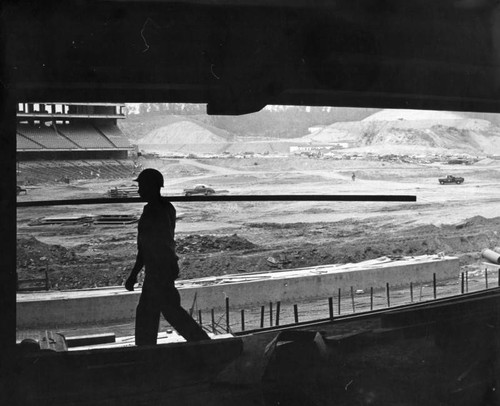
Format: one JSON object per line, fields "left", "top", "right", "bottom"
{"left": 438, "top": 175, "right": 464, "bottom": 185}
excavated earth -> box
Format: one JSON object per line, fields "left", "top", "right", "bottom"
{"left": 16, "top": 216, "right": 500, "bottom": 290}
{"left": 16, "top": 157, "right": 500, "bottom": 290}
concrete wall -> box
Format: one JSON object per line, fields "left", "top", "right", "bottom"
{"left": 17, "top": 256, "right": 459, "bottom": 329}
{"left": 180, "top": 256, "right": 459, "bottom": 311}
{"left": 17, "top": 291, "right": 139, "bottom": 329}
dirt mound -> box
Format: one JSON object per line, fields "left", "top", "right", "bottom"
{"left": 475, "top": 158, "right": 496, "bottom": 166}
{"left": 17, "top": 237, "right": 75, "bottom": 269}
{"left": 443, "top": 215, "right": 495, "bottom": 229}
{"left": 362, "top": 109, "right": 466, "bottom": 121}
{"left": 17, "top": 236, "right": 134, "bottom": 290}
{"left": 301, "top": 109, "right": 500, "bottom": 155}
{"left": 138, "top": 121, "right": 231, "bottom": 144}
{"left": 177, "top": 234, "right": 257, "bottom": 254}
{"left": 16, "top": 213, "right": 500, "bottom": 290}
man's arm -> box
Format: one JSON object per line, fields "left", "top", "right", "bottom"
{"left": 125, "top": 249, "right": 144, "bottom": 291}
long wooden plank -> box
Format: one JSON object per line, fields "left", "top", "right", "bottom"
{"left": 66, "top": 333, "right": 116, "bottom": 348}
{"left": 17, "top": 194, "right": 416, "bottom": 207}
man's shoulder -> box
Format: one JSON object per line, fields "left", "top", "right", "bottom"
{"left": 160, "top": 198, "right": 176, "bottom": 214}
{"left": 143, "top": 199, "right": 175, "bottom": 212}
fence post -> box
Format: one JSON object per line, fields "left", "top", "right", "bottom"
{"left": 269, "top": 302, "right": 273, "bottom": 327}
{"left": 294, "top": 304, "right": 299, "bottom": 323}
{"left": 386, "top": 283, "right": 390, "bottom": 307}
{"left": 328, "top": 297, "right": 333, "bottom": 320}
{"left": 485, "top": 268, "right": 489, "bottom": 289}
{"left": 241, "top": 309, "right": 245, "bottom": 331}
{"left": 211, "top": 309, "right": 215, "bottom": 334}
{"left": 226, "top": 297, "right": 230, "bottom": 333}
{"left": 410, "top": 282, "right": 413, "bottom": 303}
{"left": 433, "top": 273, "right": 437, "bottom": 299}
{"left": 370, "top": 287, "right": 373, "bottom": 310}
{"left": 350, "top": 286, "right": 355, "bottom": 313}
{"left": 276, "top": 301, "right": 281, "bottom": 326}
{"left": 338, "top": 288, "right": 341, "bottom": 315}
{"left": 260, "top": 306, "right": 265, "bottom": 328}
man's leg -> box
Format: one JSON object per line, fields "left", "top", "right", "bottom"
{"left": 135, "top": 290, "right": 161, "bottom": 345}
{"left": 161, "top": 285, "right": 210, "bottom": 342}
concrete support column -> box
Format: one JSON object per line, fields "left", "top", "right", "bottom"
{"left": 0, "top": 90, "right": 18, "bottom": 403}
{"left": 0, "top": 94, "right": 17, "bottom": 349}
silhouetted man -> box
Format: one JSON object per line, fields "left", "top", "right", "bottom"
{"left": 125, "top": 168, "right": 210, "bottom": 345}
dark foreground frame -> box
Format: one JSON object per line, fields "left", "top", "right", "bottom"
{"left": 3, "top": 0, "right": 500, "bottom": 404}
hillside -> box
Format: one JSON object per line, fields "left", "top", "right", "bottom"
{"left": 119, "top": 113, "right": 232, "bottom": 142}
{"left": 119, "top": 105, "right": 380, "bottom": 141}
{"left": 137, "top": 121, "right": 233, "bottom": 144}
{"left": 120, "top": 105, "right": 500, "bottom": 156}
{"left": 362, "top": 109, "right": 466, "bottom": 121}
{"left": 301, "top": 109, "right": 500, "bottom": 155}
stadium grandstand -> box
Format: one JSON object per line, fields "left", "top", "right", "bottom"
{"left": 17, "top": 103, "right": 137, "bottom": 184}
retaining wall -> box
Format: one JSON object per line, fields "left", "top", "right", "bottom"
{"left": 17, "top": 255, "right": 459, "bottom": 328}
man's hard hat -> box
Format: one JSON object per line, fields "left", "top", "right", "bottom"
{"left": 133, "top": 168, "right": 164, "bottom": 188}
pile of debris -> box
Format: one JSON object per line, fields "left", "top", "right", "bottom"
{"left": 107, "top": 186, "right": 139, "bottom": 198}
{"left": 177, "top": 234, "right": 257, "bottom": 254}
{"left": 17, "top": 236, "right": 76, "bottom": 270}
{"left": 28, "top": 216, "right": 94, "bottom": 227}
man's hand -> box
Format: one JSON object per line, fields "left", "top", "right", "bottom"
{"left": 125, "top": 275, "right": 137, "bottom": 291}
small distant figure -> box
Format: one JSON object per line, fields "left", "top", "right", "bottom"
{"left": 125, "top": 168, "right": 210, "bottom": 345}
{"left": 352, "top": 172, "right": 356, "bottom": 181}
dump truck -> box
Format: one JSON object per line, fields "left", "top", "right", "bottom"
{"left": 438, "top": 175, "right": 464, "bottom": 184}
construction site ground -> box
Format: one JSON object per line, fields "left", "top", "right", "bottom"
{"left": 16, "top": 156, "right": 500, "bottom": 337}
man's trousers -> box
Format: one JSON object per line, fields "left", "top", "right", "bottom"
{"left": 135, "top": 278, "right": 210, "bottom": 345}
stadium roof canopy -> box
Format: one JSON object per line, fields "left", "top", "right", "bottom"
{"left": 2, "top": 0, "right": 500, "bottom": 351}
{"left": 3, "top": 0, "right": 500, "bottom": 115}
